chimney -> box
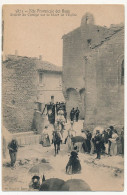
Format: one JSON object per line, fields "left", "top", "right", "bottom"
{"left": 39, "top": 55, "right": 42, "bottom": 60}
{"left": 15, "top": 50, "right": 18, "bottom": 56}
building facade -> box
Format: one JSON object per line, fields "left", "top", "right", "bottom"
{"left": 2, "top": 54, "right": 64, "bottom": 132}
{"left": 62, "top": 13, "right": 124, "bottom": 129}
{"left": 36, "top": 60, "right": 64, "bottom": 113}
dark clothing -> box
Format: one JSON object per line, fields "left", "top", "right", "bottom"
{"left": 86, "top": 132, "right": 92, "bottom": 153}
{"left": 121, "top": 131, "right": 124, "bottom": 155}
{"left": 64, "top": 111, "right": 67, "bottom": 123}
{"left": 66, "top": 151, "right": 81, "bottom": 174}
{"left": 108, "top": 140, "right": 112, "bottom": 155}
{"left": 82, "top": 141, "right": 88, "bottom": 153}
{"left": 108, "top": 129, "right": 113, "bottom": 139}
{"left": 75, "top": 109, "right": 80, "bottom": 122}
{"left": 91, "top": 138, "right": 96, "bottom": 153}
{"left": 8, "top": 140, "right": 18, "bottom": 166}
{"left": 102, "top": 131, "right": 109, "bottom": 143}
{"left": 94, "top": 134, "right": 102, "bottom": 159}
{"left": 107, "top": 129, "right": 113, "bottom": 154}
{"left": 101, "top": 131, "right": 108, "bottom": 153}
{"left": 86, "top": 140, "right": 91, "bottom": 153}
{"left": 70, "top": 109, "right": 75, "bottom": 121}
{"left": 9, "top": 151, "right": 17, "bottom": 166}
{"left": 32, "top": 176, "right": 40, "bottom": 189}
{"left": 8, "top": 140, "right": 18, "bottom": 152}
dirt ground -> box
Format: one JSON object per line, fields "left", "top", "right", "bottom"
{"left": 2, "top": 121, "right": 124, "bottom": 191}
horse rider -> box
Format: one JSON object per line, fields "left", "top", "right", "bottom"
{"left": 53, "top": 123, "right": 62, "bottom": 142}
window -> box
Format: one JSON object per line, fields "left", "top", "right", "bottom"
{"left": 87, "top": 39, "right": 92, "bottom": 48}
{"left": 39, "top": 72, "right": 43, "bottom": 84}
{"left": 121, "top": 60, "right": 124, "bottom": 85}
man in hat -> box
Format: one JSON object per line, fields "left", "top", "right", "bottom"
{"left": 70, "top": 108, "right": 75, "bottom": 122}
{"left": 86, "top": 130, "right": 92, "bottom": 153}
{"left": 8, "top": 139, "right": 18, "bottom": 167}
{"left": 94, "top": 130, "right": 102, "bottom": 159}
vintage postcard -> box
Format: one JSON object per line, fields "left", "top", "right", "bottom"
{"left": 2, "top": 4, "right": 124, "bottom": 191}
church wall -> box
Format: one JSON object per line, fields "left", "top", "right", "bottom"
{"left": 84, "top": 29, "right": 124, "bottom": 131}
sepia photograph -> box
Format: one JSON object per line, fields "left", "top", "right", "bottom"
{"left": 2, "top": 4, "right": 124, "bottom": 191}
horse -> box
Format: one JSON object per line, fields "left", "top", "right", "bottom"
{"left": 52, "top": 131, "right": 62, "bottom": 156}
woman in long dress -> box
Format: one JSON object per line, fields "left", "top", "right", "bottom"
{"left": 66, "top": 122, "right": 76, "bottom": 152}
{"left": 109, "top": 130, "right": 119, "bottom": 156}
{"left": 41, "top": 126, "right": 51, "bottom": 147}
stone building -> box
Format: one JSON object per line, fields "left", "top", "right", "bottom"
{"left": 62, "top": 13, "right": 124, "bottom": 128}
{"left": 2, "top": 54, "right": 64, "bottom": 132}
{"left": 36, "top": 59, "right": 64, "bottom": 113}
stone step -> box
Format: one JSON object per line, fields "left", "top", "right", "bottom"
{"left": 12, "top": 132, "right": 42, "bottom": 146}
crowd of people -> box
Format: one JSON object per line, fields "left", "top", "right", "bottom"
{"left": 66, "top": 124, "right": 124, "bottom": 159}
{"left": 7, "top": 106, "right": 124, "bottom": 177}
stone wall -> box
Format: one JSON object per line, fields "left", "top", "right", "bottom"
{"left": 84, "top": 29, "right": 124, "bottom": 130}
{"left": 2, "top": 56, "right": 38, "bottom": 132}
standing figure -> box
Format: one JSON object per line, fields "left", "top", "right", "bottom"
{"left": 102, "top": 129, "right": 109, "bottom": 154}
{"left": 109, "top": 130, "right": 119, "bottom": 156}
{"left": 41, "top": 126, "right": 51, "bottom": 147}
{"left": 66, "top": 122, "right": 76, "bottom": 152}
{"left": 70, "top": 108, "right": 75, "bottom": 122}
{"left": 121, "top": 127, "right": 124, "bottom": 156}
{"left": 64, "top": 110, "right": 67, "bottom": 123}
{"left": 8, "top": 139, "right": 18, "bottom": 167}
{"left": 75, "top": 107, "right": 80, "bottom": 122}
{"left": 66, "top": 146, "right": 81, "bottom": 174}
{"left": 81, "top": 130, "right": 88, "bottom": 153}
{"left": 86, "top": 130, "right": 92, "bottom": 153}
{"left": 107, "top": 126, "right": 114, "bottom": 155}
{"left": 94, "top": 130, "right": 102, "bottom": 159}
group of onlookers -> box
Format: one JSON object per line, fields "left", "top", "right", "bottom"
{"left": 81, "top": 125, "right": 124, "bottom": 159}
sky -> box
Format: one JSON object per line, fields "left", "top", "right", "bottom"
{"left": 3, "top": 4, "right": 124, "bottom": 66}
